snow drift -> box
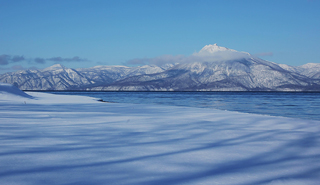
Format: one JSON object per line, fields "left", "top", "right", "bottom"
{"left": 0, "top": 82, "right": 33, "bottom": 99}
{"left": 0, "top": 83, "right": 99, "bottom": 104}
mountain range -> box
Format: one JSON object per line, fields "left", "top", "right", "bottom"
{"left": 1, "top": 44, "right": 320, "bottom": 91}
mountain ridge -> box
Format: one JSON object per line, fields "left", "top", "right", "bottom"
{"left": 1, "top": 45, "right": 320, "bottom": 91}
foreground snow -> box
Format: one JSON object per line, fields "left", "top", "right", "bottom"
{"left": 1, "top": 84, "right": 320, "bottom": 185}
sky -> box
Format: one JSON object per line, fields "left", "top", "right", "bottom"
{"left": 0, "top": 0, "right": 320, "bottom": 73}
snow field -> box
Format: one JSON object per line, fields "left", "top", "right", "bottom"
{"left": 0, "top": 83, "right": 320, "bottom": 184}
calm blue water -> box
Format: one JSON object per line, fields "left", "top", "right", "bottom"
{"left": 46, "top": 91, "right": 320, "bottom": 121}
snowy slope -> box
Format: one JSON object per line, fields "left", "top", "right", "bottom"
{"left": 0, "top": 85, "right": 320, "bottom": 184}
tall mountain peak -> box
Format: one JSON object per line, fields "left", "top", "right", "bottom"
{"left": 199, "top": 44, "right": 236, "bottom": 53}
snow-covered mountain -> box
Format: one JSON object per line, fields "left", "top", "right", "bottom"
{"left": 1, "top": 44, "right": 319, "bottom": 91}
{"left": 94, "top": 58, "right": 320, "bottom": 91}
{"left": 87, "top": 45, "right": 320, "bottom": 91}
{"left": 279, "top": 63, "right": 320, "bottom": 79}
{"left": 0, "top": 64, "right": 91, "bottom": 90}
{"left": 0, "top": 64, "right": 172, "bottom": 90}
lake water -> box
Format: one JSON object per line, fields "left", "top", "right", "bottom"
{"left": 46, "top": 91, "right": 320, "bottom": 121}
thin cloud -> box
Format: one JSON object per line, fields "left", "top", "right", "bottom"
{"left": 127, "top": 55, "right": 185, "bottom": 65}
{"left": 34, "top": 58, "right": 46, "bottom": 64}
{"left": 11, "top": 55, "right": 25, "bottom": 62}
{"left": 48, "top": 56, "right": 88, "bottom": 62}
{"left": 11, "top": 65, "right": 26, "bottom": 70}
{"left": 0, "top": 67, "right": 10, "bottom": 71}
{"left": 0, "top": 54, "right": 89, "bottom": 65}
{"left": 192, "top": 50, "right": 251, "bottom": 62}
{"left": 126, "top": 50, "right": 251, "bottom": 66}
{"left": 0, "top": 55, "right": 10, "bottom": 65}
{"left": 34, "top": 56, "right": 88, "bottom": 64}
{"left": 0, "top": 54, "right": 25, "bottom": 65}
{"left": 0, "top": 65, "right": 38, "bottom": 72}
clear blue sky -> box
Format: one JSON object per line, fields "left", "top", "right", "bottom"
{"left": 0, "top": 0, "right": 319, "bottom": 73}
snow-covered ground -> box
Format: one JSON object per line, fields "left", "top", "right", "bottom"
{"left": 1, "top": 83, "right": 320, "bottom": 185}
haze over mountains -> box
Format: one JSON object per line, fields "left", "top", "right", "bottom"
{"left": 1, "top": 44, "right": 320, "bottom": 91}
